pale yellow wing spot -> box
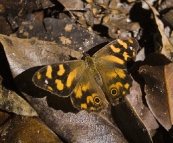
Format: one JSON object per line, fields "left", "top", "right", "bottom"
{"left": 66, "top": 68, "right": 78, "bottom": 88}
{"left": 82, "top": 82, "right": 90, "bottom": 92}
{"left": 122, "top": 91, "right": 126, "bottom": 95}
{"left": 81, "top": 103, "right": 87, "bottom": 109}
{"left": 46, "top": 65, "right": 52, "bottom": 79}
{"left": 91, "top": 93, "right": 99, "bottom": 98}
{"left": 124, "top": 83, "right": 130, "bottom": 89}
{"left": 107, "top": 71, "right": 117, "bottom": 78}
{"left": 116, "top": 82, "right": 123, "bottom": 89}
{"left": 133, "top": 51, "right": 136, "bottom": 57}
{"left": 37, "top": 72, "right": 41, "bottom": 80}
{"left": 73, "top": 85, "right": 82, "bottom": 98}
{"left": 55, "top": 79, "right": 64, "bottom": 90}
{"left": 115, "top": 69, "right": 126, "bottom": 79}
{"left": 110, "top": 45, "right": 121, "bottom": 53}
{"left": 57, "top": 64, "right": 65, "bottom": 76}
{"left": 90, "top": 107, "right": 96, "bottom": 111}
{"left": 128, "top": 38, "right": 133, "bottom": 43}
{"left": 123, "top": 52, "right": 130, "bottom": 61}
{"left": 102, "top": 55, "right": 124, "bottom": 65}
{"left": 87, "top": 95, "right": 94, "bottom": 104}
{"left": 117, "top": 39, "right": 127, "bottom": 49}
{"left": 47, "top": 86, "right": 53, "bottom": 91}
{"left": 74, "top": 83, "right": 90, "bottom": 98}
{"left": 109, "top": 82, "right": 123, "bottom": 91}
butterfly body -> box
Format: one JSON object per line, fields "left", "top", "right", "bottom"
{"left": 85, "top": 55, "right": 103, "bottom": 86}
{"left": 32, "top": 38, "right": 138, "bottom": 112}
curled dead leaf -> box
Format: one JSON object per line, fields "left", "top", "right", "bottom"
{"left": 139, "top": 53, "right": 173, "bottom": 130}
{"left": 145, "top": 1, "right": 173, "bottom": 60}
{"left": 0, "top": 34, "right": 82, "bottom": 78}
{"left": 25, "top": 95, "right": 128, "bottom": 143}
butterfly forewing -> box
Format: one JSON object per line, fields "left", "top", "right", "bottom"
{"left": 94, "top": 38, "right": 138, "bottom": 61}
{"left": 32, "top": 60, "right": 85, "bottom": 97}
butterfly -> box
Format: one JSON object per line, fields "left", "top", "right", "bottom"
{"left": 32, "top": 38, "right": 138, "bottom": 112}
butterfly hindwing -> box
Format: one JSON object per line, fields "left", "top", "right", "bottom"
{"left": 94, "top": 38, "right": 138, "bottom": 105}
{"left": 70, "top": 69, "right": 108, "bottom": 111}
{"left": 96, "top": 65, "right": 132, "bottom": 105}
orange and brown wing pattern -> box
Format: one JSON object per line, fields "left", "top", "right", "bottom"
{"left": 32, "top": 60, "right": 85, "bottom": 97}
{"left": 94, "top": 38, "right": 138, "bottom": 105}
{"left": 32, "top": 60, "right": 108, "bottom": 112}
{"left": 32, "top": 37, "right": 138, "bottom": 110}
{"left": 70, "top": 69, "right": 108, "bottom": 111}
{"left": 94, "top": 38, "right": 138, "bottom": 62}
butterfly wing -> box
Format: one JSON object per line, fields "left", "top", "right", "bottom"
{"left": 70, "top": 69, "right": 108, "bottom": 112}
{"left": 93, "top": 38, "right": 138, "bottom": 105}
{"left": 32, "top": 60, "right": 108, "bottom": 112}
{"left": 32, "top": 60, "right": 85, "bottom": 97}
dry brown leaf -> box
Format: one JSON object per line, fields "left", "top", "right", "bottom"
{"left": 0, "top": 88, "right": 38, "bottom": 117}
{"left": 0, "top": 111, "right": 10, "bottom": 124}
{"left": 0, "top": 115, "right": 62, "bottom": 143}
{"left": 0, "top": 0, "right": 51, "bottom": 35}
{"left": 15, "top": 18, "right": 107, "bottom": 53}
{"left": 0, "top": 34, "right": 82, "bottom": 78}
{"left": 126, "top": 80, "right": 159, "bottom": 134}
{"left": 162, "top": 9, "right": 173, "bottom": 29}
{"left": 24, "top": 94, "right": 128, "bottom": 143}
{"left": 145, "top": 1, "right": 173, "bottom": 60}
{"left": 0, "top": 75, "right": 37, "bottom": 116}
{"left": 139, "top": 53, "right": 173, "bottom": 130}
{"left": 158, "top": 0, "right": 173, "bottom": 12}
{"left": 58, "top": 0, "right": 85, "bottom": 10}
{"left": 164, "top": 63, "right": 173, "bottom": 124}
